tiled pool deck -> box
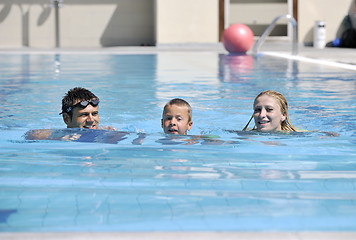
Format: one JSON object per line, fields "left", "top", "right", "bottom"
{"left": 1, "top": 42, "right": 355, "bottom": 239}
{"left": 1, "top": 232, "right": 356, "bottom": 240}
{"left": 1, "top": 42, "right": 356, "bottom": 67}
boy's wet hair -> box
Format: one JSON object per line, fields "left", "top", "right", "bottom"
{"left": 163, "top": 98, "right": 192, "bottom": 122}
{"left": 61, "top": 87, "right": 98, "bottom": 118}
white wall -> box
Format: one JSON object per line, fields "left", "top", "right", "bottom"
{"left": 0, "top": 0, "right": 154, "bottom": 48}
{"left": 155, "top": 0, "right": 219, "bottom": 44}
{"left": 229, "top": 0, "right": 288, "bottom": 25}
{"left": 60, "top": 0, "right": 154, "bottom": 47}
{"left": 228, "top": 0, "right": 289, "bottom": 37}
{"left": 298, "top": 0, "right": 353, "bottom": 44}
{"left": 0, "top": 0, "right": 354, "bottom": 47}
{"left": 0, "top": 2, "right": 54, "bottom": 47}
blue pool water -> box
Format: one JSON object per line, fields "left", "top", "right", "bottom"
{"left": 0, "top": 52, "right": 356, "bottom": 232}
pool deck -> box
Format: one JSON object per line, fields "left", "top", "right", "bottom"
{"left": 0, "top": 42, "right": 356, "bottom": 68}
{"left": 1, "top": 42, "right": 356, "bottom": 239}
{"left": 1, "top": 232, "right": 356, "bottom": 240}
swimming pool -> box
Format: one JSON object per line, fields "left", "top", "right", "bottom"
{"left": 0, "top": 51, "right": 356, "bottom": 232}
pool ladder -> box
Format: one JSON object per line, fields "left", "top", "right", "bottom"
{"left": 252, "top": 14, "right": 298, "bottom": 56}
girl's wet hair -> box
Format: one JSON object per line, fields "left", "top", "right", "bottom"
{"left": 243, "top": 90, "right": 297, "bottom": 131}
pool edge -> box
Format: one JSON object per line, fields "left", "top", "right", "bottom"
{"left": 1, "top": 232, "right": 356, "bottom": 240}
{"left": 262, "top": 51, "right": 356, "bottom": 71}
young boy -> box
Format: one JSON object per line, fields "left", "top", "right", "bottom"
{"left": 161, "top": 98, "right": 193, "bottom": 135}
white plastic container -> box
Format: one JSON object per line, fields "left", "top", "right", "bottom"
{"left": 313, "top": 21, "right": 326, "bottom": 49}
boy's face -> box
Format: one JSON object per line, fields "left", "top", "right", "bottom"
{"left": 161, "top": 104, "right": 192, "bottom": 135}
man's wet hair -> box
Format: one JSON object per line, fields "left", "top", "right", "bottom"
{"left": 61, "top": 87, "right": 98, "bottom": 118}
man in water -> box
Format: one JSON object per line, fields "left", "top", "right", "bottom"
{"left": 25, "top": 87, "right": 102, "bottom": 140}
{"left": 60, "top": 87, "right": 100, "bottom": 129}
{"left": 25, "top": 87, "right": 146, "bottom": 144}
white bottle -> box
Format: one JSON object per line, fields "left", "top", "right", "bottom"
{"left": 314, "top": 21, "right": 326, "bottom": 49}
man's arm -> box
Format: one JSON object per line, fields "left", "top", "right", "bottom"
{"left": 24, "top": 129, "right": 53, "bottom": 140}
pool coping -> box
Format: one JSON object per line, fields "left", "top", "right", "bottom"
{"left": 262, "top": 51, "right": 356, "bottom": 71}
{"left": 1, "top": 232, "right": 356, "bottom": 240}
{"left": 1, "top": 42, "right": 355, "bottom": 71}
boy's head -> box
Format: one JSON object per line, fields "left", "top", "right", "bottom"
{"left": 161, "top": 98, "right": 193, "bottom": 135}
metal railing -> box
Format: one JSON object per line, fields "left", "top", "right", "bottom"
{"left": 50, "top": 0, "right": 63, "bottom": 48}
{"left": 252, "top": 14, "right": 298, "bottom": 56}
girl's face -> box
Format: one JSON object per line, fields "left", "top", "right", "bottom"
{"left": 253, "top": 95, "right": 286, "bottom": 132}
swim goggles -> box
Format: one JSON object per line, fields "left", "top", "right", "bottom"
{"left": 59, "top": 99, "right": 100, "bottom": 115}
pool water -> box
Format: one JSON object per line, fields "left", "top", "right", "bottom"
{"left": 0, "top": 52, "right": 356, "bottom": 231}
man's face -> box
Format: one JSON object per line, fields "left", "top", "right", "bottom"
{"left": 64, "top": 101, "right": 99, "bottom": 129}
{"left": 161, "top": 104, "right": 192, "bottom": 135}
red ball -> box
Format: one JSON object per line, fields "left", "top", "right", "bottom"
{"left": 222, "top": 24, "right": 254, "bottom": 54}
